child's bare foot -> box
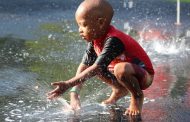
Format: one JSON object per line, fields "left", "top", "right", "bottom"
{"left": 124, "top": 93, "right": 144, "bottom": 116}
{"left": 102, "top": 88, "right": 128, "bottom": 104}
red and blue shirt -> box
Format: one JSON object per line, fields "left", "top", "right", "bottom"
{"left": 82, "top": 25, "right": 154, "bottom": 75}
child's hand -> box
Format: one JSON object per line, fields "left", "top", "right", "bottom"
{"left": 47, "top": 81, "right": 69, "bottom": 99}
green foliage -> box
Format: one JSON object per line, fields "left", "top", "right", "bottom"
{"left": 28, "top": 60, "right": 77, "bottom": 82}
{"left": 39, "top": 20, "right": 76, "bottom": 34}
{"left": 0, "top": 36, "right": 27, "bottom": 66}
{"left": 25, "top": 20, "right": 80, "bottom": 62}
{"left": 40, "top": 23, "right": 64, "bottom": 33}
{"left": 25, "top": 20, "right": 81, "bottom": 85}
{"left": 0, "top": 38, "right": 6, "bottom": 45}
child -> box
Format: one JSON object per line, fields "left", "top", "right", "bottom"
{"left": 47, "top": 0, "right": 154, "bottom": 116}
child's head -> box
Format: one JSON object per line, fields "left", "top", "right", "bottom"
{"left": 75, "top": 0, "right": 114, "bottom": 41}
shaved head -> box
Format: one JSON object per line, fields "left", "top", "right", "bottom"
{"left": 75, "top": 0, "right": 114, "bottom": 41}
{"left": 76, "top": 0, "right": 114, "bottom": 25}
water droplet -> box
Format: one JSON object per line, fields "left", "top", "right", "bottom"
{"left": 18, "top": 100, "right": 24, "bottom": 103}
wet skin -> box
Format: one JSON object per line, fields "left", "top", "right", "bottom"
{"left": 113, "top": 63, "right": 153, "bottom": 116}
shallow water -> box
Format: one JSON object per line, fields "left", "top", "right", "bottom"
{"left": 1, "top": 0, "right": 190, "bottom": 122}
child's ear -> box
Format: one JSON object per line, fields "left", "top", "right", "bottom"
{"left": 97, "top": 17, "right": 106, "bottom": 28}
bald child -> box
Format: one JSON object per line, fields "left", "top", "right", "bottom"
{"left": 47, "top": 0, "right": 154, "bottom": 116}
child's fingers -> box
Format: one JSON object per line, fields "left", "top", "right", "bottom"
{"left": 47, "top": 87, "right": 59, "bottom": 96}
{"left": 47, "top": 93, "right": 59, "bottom": 99}
{"left": 51, "top": 81, "right": 63, "bottom": 86}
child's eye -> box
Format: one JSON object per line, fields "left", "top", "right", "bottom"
{"left": 83, "top": 23, "right": 87, "bottom": 27}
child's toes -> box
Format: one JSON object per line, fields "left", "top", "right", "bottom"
{"left": 131, "top": 110, "right": 141, "bottom": 116}
{"left": 132, "top": 111, "right": 137, "bottom": 116}
{"left": 124, "top": 108, "right": 130, "bottom": 115}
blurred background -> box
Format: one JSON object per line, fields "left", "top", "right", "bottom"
{"left": 0, "top": 0, "right": 190, "bottom": 121}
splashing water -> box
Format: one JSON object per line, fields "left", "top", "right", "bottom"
{"left": 136, "top": 25, "right": 190, "bottom": 57}
{"left": 0, "top": 66, "right": 74, "bottom": 122}
{"left": 0, "top": 71, "right": 113, "bottom": 122}
{"left": 150, "top": 37, "right": 189, "bottom": 55}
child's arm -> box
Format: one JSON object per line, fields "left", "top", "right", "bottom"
{"left": 70, "top": 63, "right": 89, "bottom": 94}
{"left": 47, "top": 42, "right": 97, "bottom": 100}
{"left": 66, "top": 63, "right": 102, "bottom": 86}
{"left": 70, "top": 63, "right": 89, "bottom": 110}
{"left": 47, "top": 63, "right": 102, "bottom": 99}
{"left": 47, "top": 37, "right": 125, "bottom": 99}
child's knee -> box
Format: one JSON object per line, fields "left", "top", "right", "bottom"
{"left": 114, "top": 63, "right": 130, "bottom": 81}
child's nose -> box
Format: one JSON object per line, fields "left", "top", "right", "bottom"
{"left": 78, "top": 27, "right": 83, "bottom": 33}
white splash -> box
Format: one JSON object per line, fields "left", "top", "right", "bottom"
{"left": 57, "top": 97, "right": 74, "bottom": 113}
{"left": 153, "top": 41, "right": 179, "bottom": 54}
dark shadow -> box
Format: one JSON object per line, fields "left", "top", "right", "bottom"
{"left": 0, "top": 36, "right": 26, "bottom": 67}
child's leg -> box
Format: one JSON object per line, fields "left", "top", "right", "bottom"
{"left": 113, "top": 62, "right": 153, "bottom": 116}
{"left": 96, "top": 70, "right": 128, "bottom": 104}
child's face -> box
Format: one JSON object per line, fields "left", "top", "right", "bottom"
{"left": 75, "top": 12, "right": 103, "bottom": 42}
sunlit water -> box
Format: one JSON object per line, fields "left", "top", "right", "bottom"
{"left": 1, "top": 0, "right": 190, "bottom": 122}
{"left": 1, "top": 34, "right": 190, "bottom": 122}
{"left": 1, "top": 42, "right": 189, "bottom": 121}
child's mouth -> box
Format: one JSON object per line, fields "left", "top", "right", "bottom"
{"left": 81, "top": 35, "right": 86, "bottom": 40}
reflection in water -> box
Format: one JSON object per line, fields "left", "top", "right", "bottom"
{"left": 141, "top": 32, "right": 190, "bottom": 121}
